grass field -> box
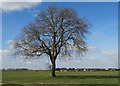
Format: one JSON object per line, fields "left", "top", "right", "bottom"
{"left": 2, "top": 70, "right": 119, "bottom": 85}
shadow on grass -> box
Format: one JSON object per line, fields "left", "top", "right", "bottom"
{"left": 56, "top": 75, "right": 119, "bottom": 79}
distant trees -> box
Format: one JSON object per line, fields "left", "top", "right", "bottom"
{"left": 11, "top": 6, "right": 90, "bottom": 77}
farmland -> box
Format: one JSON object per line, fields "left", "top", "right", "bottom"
{"left": 2, "top": 70, "right": 119, "bottom": 86}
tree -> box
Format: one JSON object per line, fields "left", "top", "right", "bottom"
{"left": 11, "top": 6, "right": 90, "bottom": 77}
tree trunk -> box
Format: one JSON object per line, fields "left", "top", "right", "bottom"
{"left": 51, "top": 59, "right": 56, "bottom": 77}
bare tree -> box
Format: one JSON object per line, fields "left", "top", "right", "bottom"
{"left": 11, "top": 6, "right": 90, "bottom": 77}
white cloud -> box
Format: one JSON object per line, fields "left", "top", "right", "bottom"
{"left": 102, "top": 50, "right": 118, "bottom": 57}
{"left": 7, "top": 39, "right": 15, "bottom": 49}
{"left": 7, "top": 39, "right": 13, "bottom": 44}
{"left": 89, "top": 57, "right": 96, "bottom": 60}
{"left": 0, "top": 49, "right": 9, "bottom": 56}
{"left": 1, "top": 2, "right": 40, "bottom": 12}
{"left": 2, "top": 39, "right": 118, "bottom": 69}
{"left": 0, "top": 49, "right": 9, "bottom": 67}
{"left": 87, "top": 45, "right": 96, "bottom": 50}
{"left": 26, "top": 61, "right": 31, "bottom": 64}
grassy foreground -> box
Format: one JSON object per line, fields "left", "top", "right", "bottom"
{"left": 2, "top": 70, "right": 119, "bottom": 84}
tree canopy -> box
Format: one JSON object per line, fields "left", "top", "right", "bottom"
{"left": 11, "top": 6, "right": 90, "bottom": 77}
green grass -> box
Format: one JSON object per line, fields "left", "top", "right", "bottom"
{"left": 2, "top": 70, "right": 119, "bottom": 84}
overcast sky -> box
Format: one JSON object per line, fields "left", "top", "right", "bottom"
{"left": 1, "top": 2, "right": 118, "bottom": 70}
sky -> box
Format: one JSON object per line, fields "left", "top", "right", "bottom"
{"left": 1, "top": 2, "right": 118, "bottom": 70}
